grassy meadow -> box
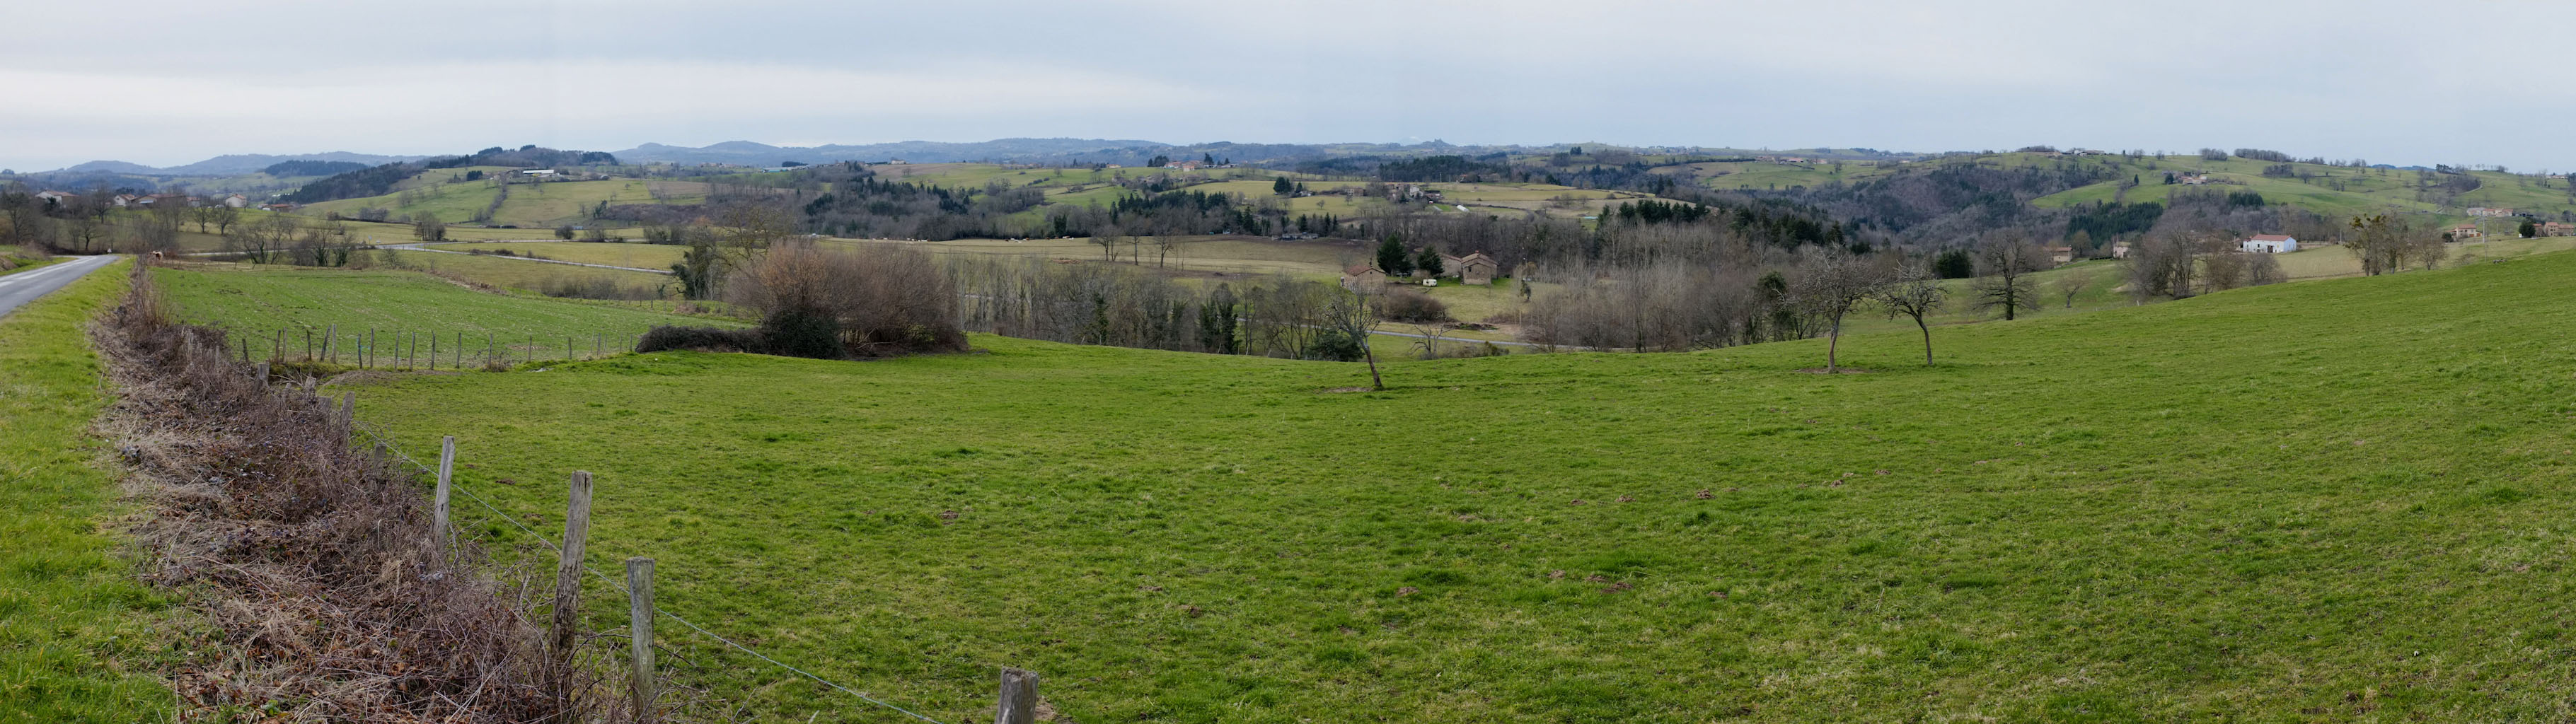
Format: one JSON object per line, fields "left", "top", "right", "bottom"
{"left": 167, "top": 245, "right": 2576, "bottom": 722}
{"left": 0, "top": 260, "right": 183, "bottom": 723}
{"left": 152, "top": 264, "right": 736, "bottom": 363}
{"left": 422, "top": 240, "right": 688, "bottom": 270}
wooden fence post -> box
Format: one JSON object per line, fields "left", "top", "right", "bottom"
{"left": 626, "top": 556, "right": 657, "bottom": 723}
{"left": 996, "top": 667, "right": 1039, "bottom": 724}
{"left": 550, "top": 470, "right": 594, "bottom": 694}
{"left": 430, "top": 332, "right": 439, "bottom": 370}
{"left": 324, "top": 324, "right": 336, "bottom": 364}
{"left": 272, "top": 328, "right": 284, "bottom": 363}
{"left": 253, "top": 361, "right": 267, "bottom": 384}
{"left": 434, "top": 436, "right": 456, "bottom": 547}
{"left": 339, "top": 392, "right": 355, "bottom": 443}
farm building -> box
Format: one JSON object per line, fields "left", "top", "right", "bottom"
{"left": 1340, "top": 264, "right": 1386, "bottom": 292}
{"left": 2241, "top": 235, "right": 2298, "bottom": 253}
{"left": 2546, "top": 221, "right": 2573, "bottom": 237}
{"left": 1455, "top": 252, "right": 1499, "bottom": 285}
{"left": 2467, "top": 207, "right": 2514, "bottom": 218}
{"left": 2451, "top": 223, "right": 2483, "bottom": 240}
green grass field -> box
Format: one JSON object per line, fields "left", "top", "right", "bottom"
{"left": 153, "top": 264, "right": 734, "bottom": 363}
{"left": 422, "top": 241, "right": 687, "bottom": 270}
{"left": 0, "top": 260, "right": 183, "bottom": 723}
{"left": 299, "top": 176, "right": 713, "bottom": 230}
{"left": 205, "top": 246, "right": 2576, "bottom": 722}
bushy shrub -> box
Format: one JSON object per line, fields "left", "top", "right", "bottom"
{"left": 722, "top": 241, "right": 966, "bottom": 357}
{"left": 636, "top": 325, "right": 762, "bottom": 354}
{"left": 1376, "top": 288, "right": 1451, "bottom": 322}
{"left": 758, "top": 305, "right": 842, "bottom": 358}
{"left": 1306, "top": 329, "right": 1365, "bottom": 361}
{"left": 540, "top": 274, "right": 662, "bottom": 300}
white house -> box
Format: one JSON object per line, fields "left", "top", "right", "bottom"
{"left": 2241, "top": 234, "right": 2298, "bottom": 253}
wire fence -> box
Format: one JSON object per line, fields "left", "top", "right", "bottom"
{"left": 360, "top": 422, "right": 956, "bottom": 724}
{"left": 233, "top": 326, "right": 651, "bottom": 370}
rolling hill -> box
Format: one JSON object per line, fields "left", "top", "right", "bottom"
{"left": 135, "top": 238, "right": 2576, "bottom": 722}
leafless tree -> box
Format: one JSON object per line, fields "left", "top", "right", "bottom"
{"left": 1793, "top": 247, "right": 1889, "bottom": 373}
{"left": 1872, "top": 260, "right": 1945, "bottom": 366}
{"left": 2050, "top": 270, "right": 2092, "bottom": 308}
{"left": 1324, "top": 286, "right": 1385, "bottom": 390}
{"left": 1968, "top": 232, "right": 2045, "bottom": 320}
{"left": 224, "top": 213, "right": 300, "bottom": 264}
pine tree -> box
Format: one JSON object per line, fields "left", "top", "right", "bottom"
{"left": 1416, "top": 246, "right": 1445, "bottom": 277}
{"left": 1273, "top": 176, "right": 1294, "bottom": 195}
{"left": 1376, "top": 236, "right": 1413, "bottom": 276}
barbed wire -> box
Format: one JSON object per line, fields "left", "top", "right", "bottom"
{"left": 366, "top": 424, "right": 950, "bottom": 724}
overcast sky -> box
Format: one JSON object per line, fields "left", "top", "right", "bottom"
{"left": 6, "top": 0, "right": 2570, "bottom": 172}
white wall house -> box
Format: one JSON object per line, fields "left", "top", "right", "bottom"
{"left": 2241, "top": 234, "right": 2298, "bottom": 253}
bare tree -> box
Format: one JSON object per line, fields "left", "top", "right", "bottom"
{"left": 2346, "top": 214, "right": 2408, "bottom": 276}
{"left": 1872, "top": 260, "right": 1946, "bottom": 366}
{"left": 1968, "top": 232, "right": 2045, "bottom": 320}
{"left": 1793, "top": 247, "right": 1888, "bottom": 373}
{"left": 1325, "top": 286, "right": 1385, "bottom": 390}
{"left": 224, "top": 213, "right": 299, "bottom": 264}
{"left": 2050, "top": 271, "right": 2092, "bottom": 308}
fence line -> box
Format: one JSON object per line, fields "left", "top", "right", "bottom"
{"left": 239, "top": 326, "right": 652, "bottom": 370}
{"left": 364, "top": 425, "right": 956, "bottom": 724}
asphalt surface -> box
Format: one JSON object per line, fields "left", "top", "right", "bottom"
{"left": 0, "top": 255, "right": 120, "bottom": 320}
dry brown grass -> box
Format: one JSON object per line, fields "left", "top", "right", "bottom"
{"left": 96, "top": 261, "right": 586, "bottom": 722}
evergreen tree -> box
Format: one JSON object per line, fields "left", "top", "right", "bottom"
{"left": 1934, "top": 249, "right": 1975, "bottom": 279}
{"left": 1273, "top": 176, "right": 1295, "bottom": 195}
{"left": 1375, "top": 236, "right": 1413, "bottom": 276}
{"left": 1416, "top": 246, "right": 1446, "bottom": 277}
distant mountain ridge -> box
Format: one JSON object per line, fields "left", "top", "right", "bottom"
{"left": 46, "top": 151, "right": 429, "bottom": 176}
{"left": 612, "top": 138, "right": 1177, "bottom": 165}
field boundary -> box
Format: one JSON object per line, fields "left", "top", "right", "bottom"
{"left": 363, "top": 423, "right": 1022, "bottom": 724}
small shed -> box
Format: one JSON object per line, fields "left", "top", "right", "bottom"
{"left": 1455, "top": 252, "right": 1499, "bottom": 285}
{"left": 2241, "top": 234, "right": 2298, "bottom": 253}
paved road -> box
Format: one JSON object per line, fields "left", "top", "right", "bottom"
{"left": 0, "top": 255, "right": 120, "bottom": 320}
{"left": 383, "top": 243, "right": 674, "bottom": 274}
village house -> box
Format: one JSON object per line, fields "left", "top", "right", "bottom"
{"left": 2450, "top": 223, "right": 2482, "bottom": 240}
{"left": 519, "top": 168, "right": 558, "bottom": 177}
{"left": 2544, "top": 221, "right": 2573, "bottom": 237}
{"left": 34, "top": 189, "right": 76, "bottom": 204}
{"left": 1339, "top": 264, "right": 1386, "bottom": 292}
{"left": 2241, "top": 234, "right": 2298, "bottom": 253}
{"left": 2046, "top": 245, "right": 2074, "bottom": 264}
{"left": 1453, "top": 252, "right": 1499, "bottom": 285}
{"left": 2111, "top": 242, "right": 2132, "bottom": 259}
{"left": 2467, "top": 206, "right": 2514, "bottom": 218}
{"left": 221, "top": 194, "right": 249, "bottom": 208}
{"left": 110, "top": 194, "right": 140, "bottom": 207}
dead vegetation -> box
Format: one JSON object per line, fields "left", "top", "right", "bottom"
{"left": 96, "top": 262, "right": 582, "bottom": 722}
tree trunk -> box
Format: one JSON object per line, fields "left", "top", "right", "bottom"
{"left": 1363, "top": 337, "right": 1385, "bottom": 390}
{"left": 1825, "top": 314, "right": 1842, "bottom": 373}
{"left": 1917, "top": 317, "right": 1933, "bottom": 366}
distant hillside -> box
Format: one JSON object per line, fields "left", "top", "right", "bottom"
{"left": 40, "top": 151, "right": 427, "bottom": 176}
{"left": 609, "top": 138, "right": 1607, "bottom": 168}
{"left": 612, "top": 138, "right": 1176, "bottom": 165}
